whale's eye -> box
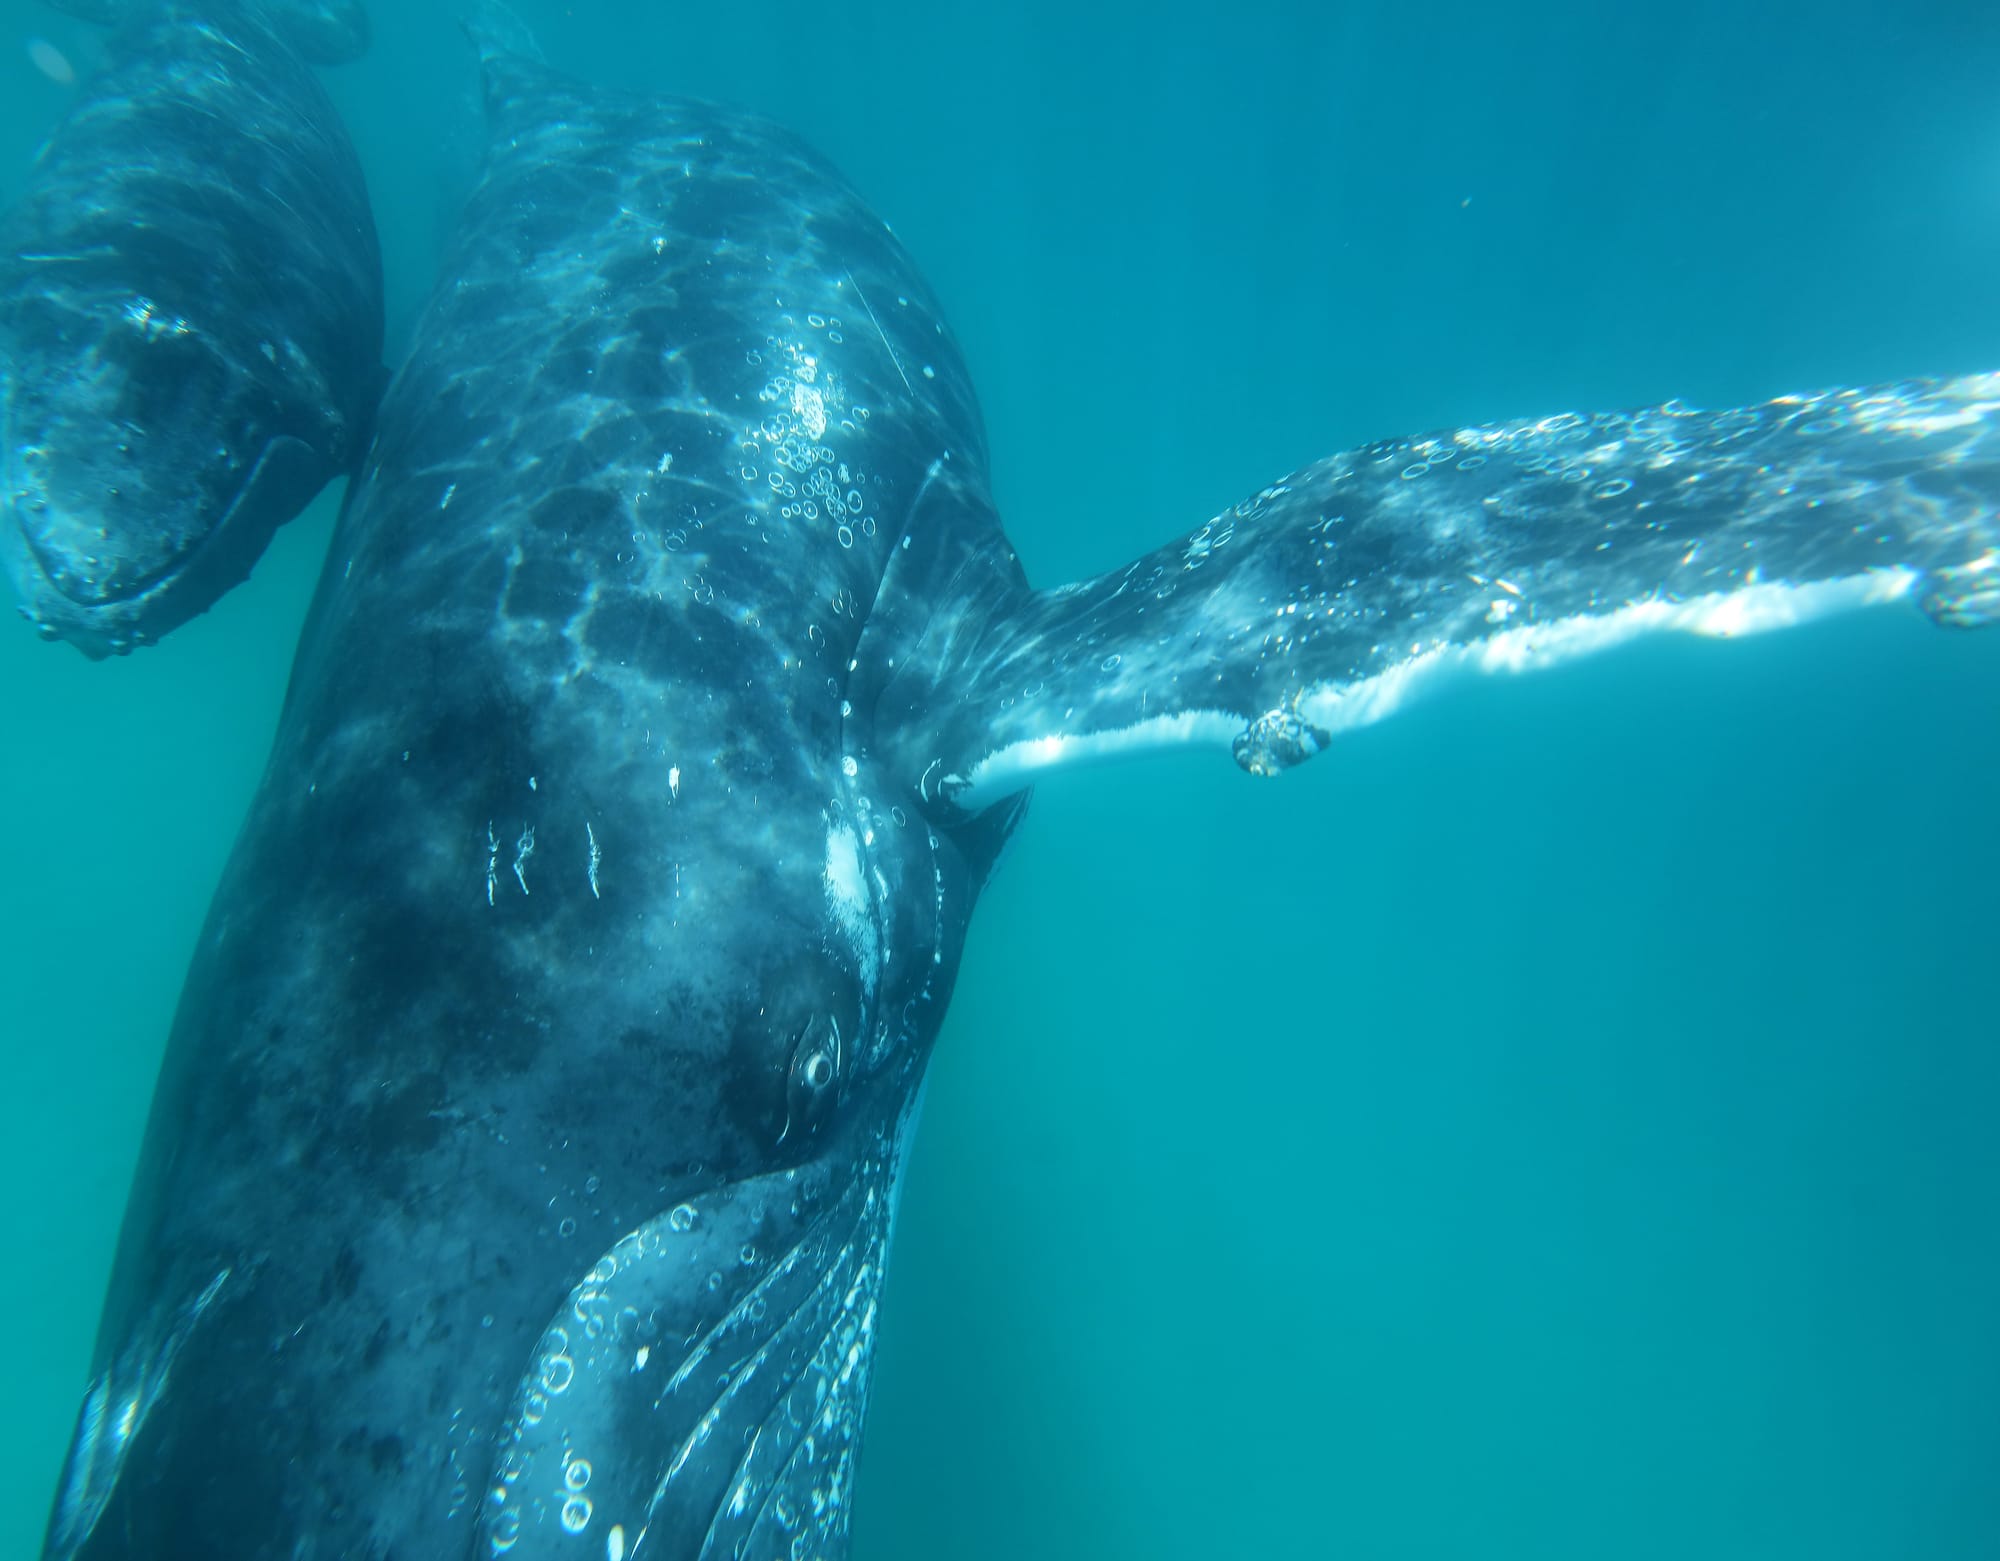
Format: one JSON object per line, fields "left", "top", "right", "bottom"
{"left": 782, "top": 1017, "right": 843, "bottom": 1144}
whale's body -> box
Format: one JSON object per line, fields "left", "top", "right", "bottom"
{"left": 46, "top": 49, "right": 1016, "bottom": 1560}
{"left": 33, "top": 27, "right": 2000, "bottom": 1561}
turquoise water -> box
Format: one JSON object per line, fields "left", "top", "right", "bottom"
{"left": 4, "top": 1, "right": 1998, "bottom": 1556}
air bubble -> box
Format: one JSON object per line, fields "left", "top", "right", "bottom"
{"left": 565, "top": 1458, "right": 592, "bottom": 1492}
{"left": 841, "top": 756, "right": 859, "bottom": 778}
{"left": 541, "top": 1353, "right": 575, "bottom": 1394}
{"left": 558, "top": 1217, "right": 577, "bottom": 1238}
{"left": 668, "top": 1203, "right": 697, "bottom": 1232}
{"left": 837, "top": 525, "right": 854, "bottom": 549}
{"left": 1592, "top": 477, "right": 1634, "bottom": 499}
{"left": 1100, "top": 653, "right": 1122, "bottom": 671}
{"left": 561, "top": 1494, "right": 593, "bottom": 1533}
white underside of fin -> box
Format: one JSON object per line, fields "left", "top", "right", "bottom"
{"left": 1296, "top": 567, "right": 1919, "bottom": 738}
{"left": 957, "top": 709, "right": 1241, "bottom": 809}
{"left": 954, "top": 568, "right": 1917, "bottom": 810}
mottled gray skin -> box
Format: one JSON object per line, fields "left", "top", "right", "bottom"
{"left": 1, "top": 0, "right": 382, "bottom": 656}
{"left": 47, "top": 51, "right": 1014, "bottom": 1561}
{"left": 46, "top": 37, "right": 2000, "bottom": 1561}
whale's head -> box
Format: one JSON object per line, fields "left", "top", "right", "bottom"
{"left": 1, "top": 297, "right": 331, "bottom": 656}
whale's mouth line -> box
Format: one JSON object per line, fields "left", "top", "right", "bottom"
{"left": 13, "top": 441, "right": 271, "bottom": 610}
{"left": 5, "top": 429, "right": 324, "bottom": 651}
{"left": 20, "top": 512, "right": 204, "bottom": 610}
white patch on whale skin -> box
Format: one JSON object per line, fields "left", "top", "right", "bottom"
{"left": 824, "top": 822, "right": 880, "bottom": 997}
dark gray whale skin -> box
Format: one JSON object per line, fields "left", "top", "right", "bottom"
{"left": 0, "top": 0, "right": 382, "bottom": 657}
{"left": 42, "top": 36, "right": 1999, "bottom": 1561}
{"left": 45, "top": 46, "right": 1013, "bottom": 1561}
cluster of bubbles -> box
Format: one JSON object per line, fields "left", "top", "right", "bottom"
{"left": 742, "top": 318, "right": 880, "bottom": 551}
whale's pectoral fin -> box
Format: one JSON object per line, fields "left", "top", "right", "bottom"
{"left": 875, "top": 372, "right": 2000, "bottom": 816}
{"left": 482, "top": 1134, "right": 904, "bottom": 1560}
{"left": 43, "top": 1269, "right": 230, "bottom": 1561}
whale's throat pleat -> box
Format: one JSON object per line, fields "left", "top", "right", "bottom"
{"left": 483, "top": 1133, "right": 903, "bottom": 1560}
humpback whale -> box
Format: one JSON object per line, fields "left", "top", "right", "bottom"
{"left": 0, "top": 0, "right": 382, "bottom": 656}
{"left": 31, "top": 26, "right": 2000, "bottom": 1561}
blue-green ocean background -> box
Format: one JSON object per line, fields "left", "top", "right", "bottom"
{"left": 4, "top": 0, "right": 1999, "bottom": 1555}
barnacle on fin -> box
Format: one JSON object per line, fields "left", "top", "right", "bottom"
{"left": 1232, "top": 707, "right": 1329, "bottom": 776}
